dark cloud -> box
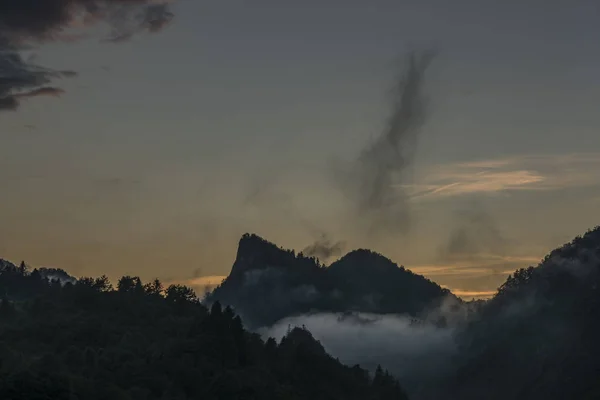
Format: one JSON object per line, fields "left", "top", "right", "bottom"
{"left": 302, "top": 234, "right": 346, "bottom": 263}
{"left": 144, "top": 4, "right": 174, "bottom": 33}
{"left": 0, "top": 0, "right": 174, "bottom": 111}
{"left": 0, "top": 94, "right": 17, "bottom": 110}
{"left": 0, "top": 0, "right": 174, "bottom": 43}
{"left": 16, "top": 86, "right": 65, "bottom": 98}
{"left": 0, "top": 44, "right": 72, "bottom": 110}
{"left": 336, "top": 50, "right": 436, "bottom": 236}
{"left": 105, "top": 2, "right": 174, "bottom": 42}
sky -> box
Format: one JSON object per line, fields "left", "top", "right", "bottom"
{"left": 2, "top": 0, "right": 600, "bottom": 299}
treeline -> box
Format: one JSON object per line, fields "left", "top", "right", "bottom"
{"left": 443, "top": 226, "right": 600, "bottom": 400}
{"left": 0, "top": 261, "right": 407, "bottom": 400}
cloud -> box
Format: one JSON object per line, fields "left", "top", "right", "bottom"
{"left": 261, "top": 298, "right": 468, "bottom": 395}
{"left": 262, "top": 312, "right": 458, "bottom": 372}
{"left": 436, "top": 202, "right": 510, "bottom": 268}
{"left": 0, "top": 0, "right": 175, "bottom": 111}
{"left": 0, "top": 46, "right": 76, "bottom": 111}
{"left": 409, "top": 255, "right": 541, "bottom": 277}
{"left": 411, "top": 265, "right": 498, "bottom": 277}
{"left": 410, "top": 256, "right": 541, "bottom": 277}
{"left": 406, "top": 170, "right": 545, "bottom": 198}
{"left": 171, "top": 275, "right": 227, "bottom": 296}
{"left": 405, "top": 152, "right": 600, "bottom": 200}
{"left": 0, "top": 95, "right": 17, "bottom": 111}
{"left": 0, "top": 0, "right": 174, "bottom": 43}
{"left": 301, "top": 234, "right": 345, "bottom": 263}
{"left": 407, "top": 254, "right": 542, "bottom": 298}
{"left": 446, "top": 289, "right": 496, "bottom": 299}
{"left": 186, "top": 275, "right": 227, "bottom": 288}
{"left": 15, "top": 87, "right": 65, "bottom": 98}
{"left": 334, "top": 50, "right": 436, "bottom": 236}
{"left": 105, "top": 3, "right": 174, "bottom": 43}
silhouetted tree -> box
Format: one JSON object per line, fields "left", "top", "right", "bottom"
{"left": 0, "top": 270, "right": 406, "bottom": 400}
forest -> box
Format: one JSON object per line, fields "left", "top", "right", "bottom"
{"left": 0, "top": 262, "right": 406, "bottom": 400}
{"left": 3, "top": 226, "right": 600, "bottom": 399}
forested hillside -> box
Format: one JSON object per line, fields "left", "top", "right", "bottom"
{"left": 207, "top": 233, "right": 452, "bottom": 328}
{"left": 441, "top": 226, "right": 600, "bottom": 400}
{"left": 0, "top": 261, "right": 407, "bottom": 400}
{"left": 4, "top": 226, "right": 600, "bottom": 400}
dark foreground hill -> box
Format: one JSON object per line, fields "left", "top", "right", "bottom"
{"left": 207, "top": 233, "right": 454, "bottom": 328}
{"left": 432, "top": 226, "right": 600, "bottom": 400}
{"left": 0, "top": 263, "right": 407, "bottom": 400}
{"left": 4, "top": 226, "right": 600, "bottom": 400}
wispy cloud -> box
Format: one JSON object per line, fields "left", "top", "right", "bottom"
{"left": 403, "top": 152, "right": 600, "bottom": 200}
{"left": 409, "top": 254, "right": 542, "bottom": 277}
{"left": 185, "top": 275, "right": 227, "bottom": 287}
{"left": 412, "top": 265, "right": 494, "bottom": 277}
{"left": 448, "top": 288, "right": 496, "bottom": 299}
{"left": 167, "top": 275, "right": 227, "bottom": 295}
{"left": 14, "top": 87, "right": 66, "bottom": 98}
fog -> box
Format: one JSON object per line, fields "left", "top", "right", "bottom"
{"left": 260, "top": 295, "right": 473, "bottom": 394}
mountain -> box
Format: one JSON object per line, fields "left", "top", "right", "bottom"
{"left": 207, "top": 228, "right": 600, "bottom": 400}
{"left": 0, "top": 265, "right": 407, "bottom": 400}
{"left": 4, "top": 227, "right": 600, "bottom": 399}
{"left": 439, "top": 226, "right": 600, "bottom": 400}
{"left": 207, "top": 233, "right": 454, "bottom": 328}
{"left": 327, "top": 249, "right": 454, "bottom": 315}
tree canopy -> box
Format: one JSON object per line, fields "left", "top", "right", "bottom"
{"left": 0, "top": 261, "right": 407, "bottom": 400}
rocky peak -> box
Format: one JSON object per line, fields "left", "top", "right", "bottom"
{"left": 230, "top": 233, "right": 296, "bottom": 279}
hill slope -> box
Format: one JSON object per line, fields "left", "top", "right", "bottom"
{"left": 207, "top": 233, "right": 454, "bottom": 328}
{"left": 0, "top": 263, "right": 407, "bottom": 400}
{"left": 441, "top": 226, "right": 600, "bottom": 400}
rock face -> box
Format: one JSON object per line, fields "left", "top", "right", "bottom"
{"left": 207, "top": 233, "right": 453, "bottom": 328}
{"left": 229, "top": 233, "right": 321, "bottom": 282}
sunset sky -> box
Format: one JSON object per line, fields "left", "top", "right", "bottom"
{"left": 2, "top": 1, "right": 600, "bottom": 299}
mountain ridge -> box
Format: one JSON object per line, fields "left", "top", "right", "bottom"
{"left": 207, "top": 233, "right": 455, "bottom": 328}
{"left": 3, "top": 227, "right": 600, "bottom": 399}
